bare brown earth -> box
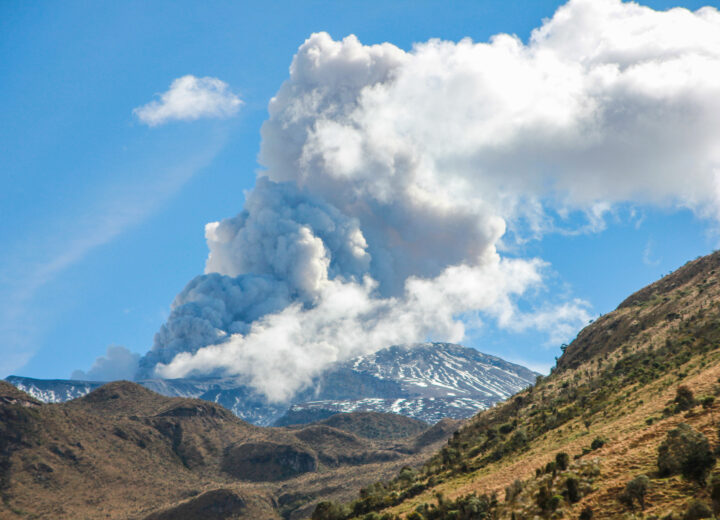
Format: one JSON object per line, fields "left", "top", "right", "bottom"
{"left": 0, "top": 380, "right": 459, "bottom": 520}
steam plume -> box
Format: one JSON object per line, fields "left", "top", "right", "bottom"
{"left": 141, "top": 0, "right": 720, "bottom": 401}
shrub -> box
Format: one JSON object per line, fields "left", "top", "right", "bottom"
{"left": 658, "top": 424, "right": 715, "bottom": 484}
{"left": 556, "top": 452, "right": 570, "bottom": 471}
{"left": 398, "top": 467, "right": 417, "bottom": 485}
{"left": 536, "top": 486, "right": 552, "bottom": 513}
{"left": 579, "top": 506, "right": 593, "bottom": 520}
{"left": 619, "top": 474, "right": 650, "bottom": 510}
{"left": 505, "top": 479, "right": 523, "bottom": 502}
{"left": 683, "top": 499, "right": 712, "bottom": 520}
{"left": 499, "top": 422, "right": 515, "bottom": 434}
{"left": 566, "top": 476, "right": 580, "bottom": 503}
{"left": 675, "top": 386, "right": 696, "bottom": 412}
{"left": 549, "top": 494, "right": 563, "bottom": 511}
{"left": 506, "top": 430, "right": 528, "bottom": 452}
{"left": 711, "top": 474, "right": 720, "bottom": 515}
{"left": 312, "top": 501, "right": 348, "bottom": 520}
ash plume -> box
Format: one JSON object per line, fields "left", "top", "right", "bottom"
{"left": 138, "top": 0, "right": 720, "bottom": 402}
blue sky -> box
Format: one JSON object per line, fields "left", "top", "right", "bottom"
{"left": 1, "top": 0, "right": 718, "bottom": 381}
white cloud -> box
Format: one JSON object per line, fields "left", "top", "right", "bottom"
{"left": 72, "top": 345, "right": 140, "bottom": 381}
{"left": 134, "top": 75, "right": 242, "bottom": 126}
{"left": 145, "top": 0, "right": 720, "bottom": 400}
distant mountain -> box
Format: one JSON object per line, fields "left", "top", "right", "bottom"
{"left": 277, "top": 343, "right": 538, "bottom": 425}
{"left": 5, "top": 376, "right": 103, "bottom": 403}
{"left": 6, "top": 342, "right": 537, "bottom": 425}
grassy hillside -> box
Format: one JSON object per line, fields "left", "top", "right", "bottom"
{"left": 0, "top": 381, "right": 458, "bottom": 520}
{"left": 313, "top": 252, "right": 720, "bottom": 519}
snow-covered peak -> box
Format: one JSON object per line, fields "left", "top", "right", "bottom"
{"left": 341, "top": 342, "right": 537, "bottom": 399}
{"left": 7, "top": 342, "right": 538, "bottom": 425}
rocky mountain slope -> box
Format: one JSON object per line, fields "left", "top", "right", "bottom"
{"left": 313, "top": 252, "right": 720, "bottom": 519}
{"left": 0, "top": 380, "right": 460, "bottom": 520}
{"left": 6, "top": 343, "right": 537, "bottom": 426}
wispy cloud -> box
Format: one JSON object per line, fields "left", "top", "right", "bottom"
{"left": 134, "top": 75, "right": 242, "bottom": 126}
{"left": 643, "top": 238, "right": 661, "bottom": 266}
{"left": 0, "top": 141, "right": 223, "bottom": 377}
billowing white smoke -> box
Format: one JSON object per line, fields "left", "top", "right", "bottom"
{"left": 143, "top": 0, "right": 720, "bottom": 401}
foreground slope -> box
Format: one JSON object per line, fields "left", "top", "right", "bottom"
{"left": 317, "top": 252, "right": 720, "bottom": 519}
{"left": 0, "top": 380, "right": 458, "bottom": 519}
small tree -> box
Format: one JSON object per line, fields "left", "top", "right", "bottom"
{"left": 684, "top": 499, "right": 712, "bottom": 520}
{"left": 710, "top": 474, "right": 720, "bottom": 516}
{"left": 556, "top": 452, "right": 570, "bottom": 471}
{"left": 675, "top": 385, "right": 696, "bottom": 413}
{"left": 312, "top": 501, "right": 348, "bottom": 520}
{"left": 658, "top": 424, "right": 715, "bottom": 484}
{"left": 505, "top": 479, "right": 523, "bottom": 502}
{"left": 566, "top": 476, "right": 580, "bottom": 503}
{"left": 579, "top": 506, "right": 593, "bottom": 520}
{"left": 619, "top": 475, "right": 650, "bottom": 510}
{"left": 536, "top": 485, "right": 552, "bottom": 513}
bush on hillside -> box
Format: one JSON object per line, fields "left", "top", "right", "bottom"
{"left": 683, "top": 499, "right": 712, "bottom": 520}
{"left": 565, "top": 476, "right": 580, "bottom": 503}
{"left": 505, "top": 479, "right": 523, "bottom": 502}
{"left": 618, "top": 474, "right": 650, "bottom": 510}
{"left": 556, "top": 452, "right": 570, "bottom": 471}
{"left": 675, "top": 386, "right": 696, "bottom": 413}
{"left": 710, "top": 474, "right": 720, "bottom": 515}
{"left": 658, "top": 424, "right": 715, "bottom": 484}
{"left": 312, "top": 501, "right": 349, "bottom": 520}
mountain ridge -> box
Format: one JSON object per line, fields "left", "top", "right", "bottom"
{"left": 6, "top": 342, "right": 537, "bottom": 425}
